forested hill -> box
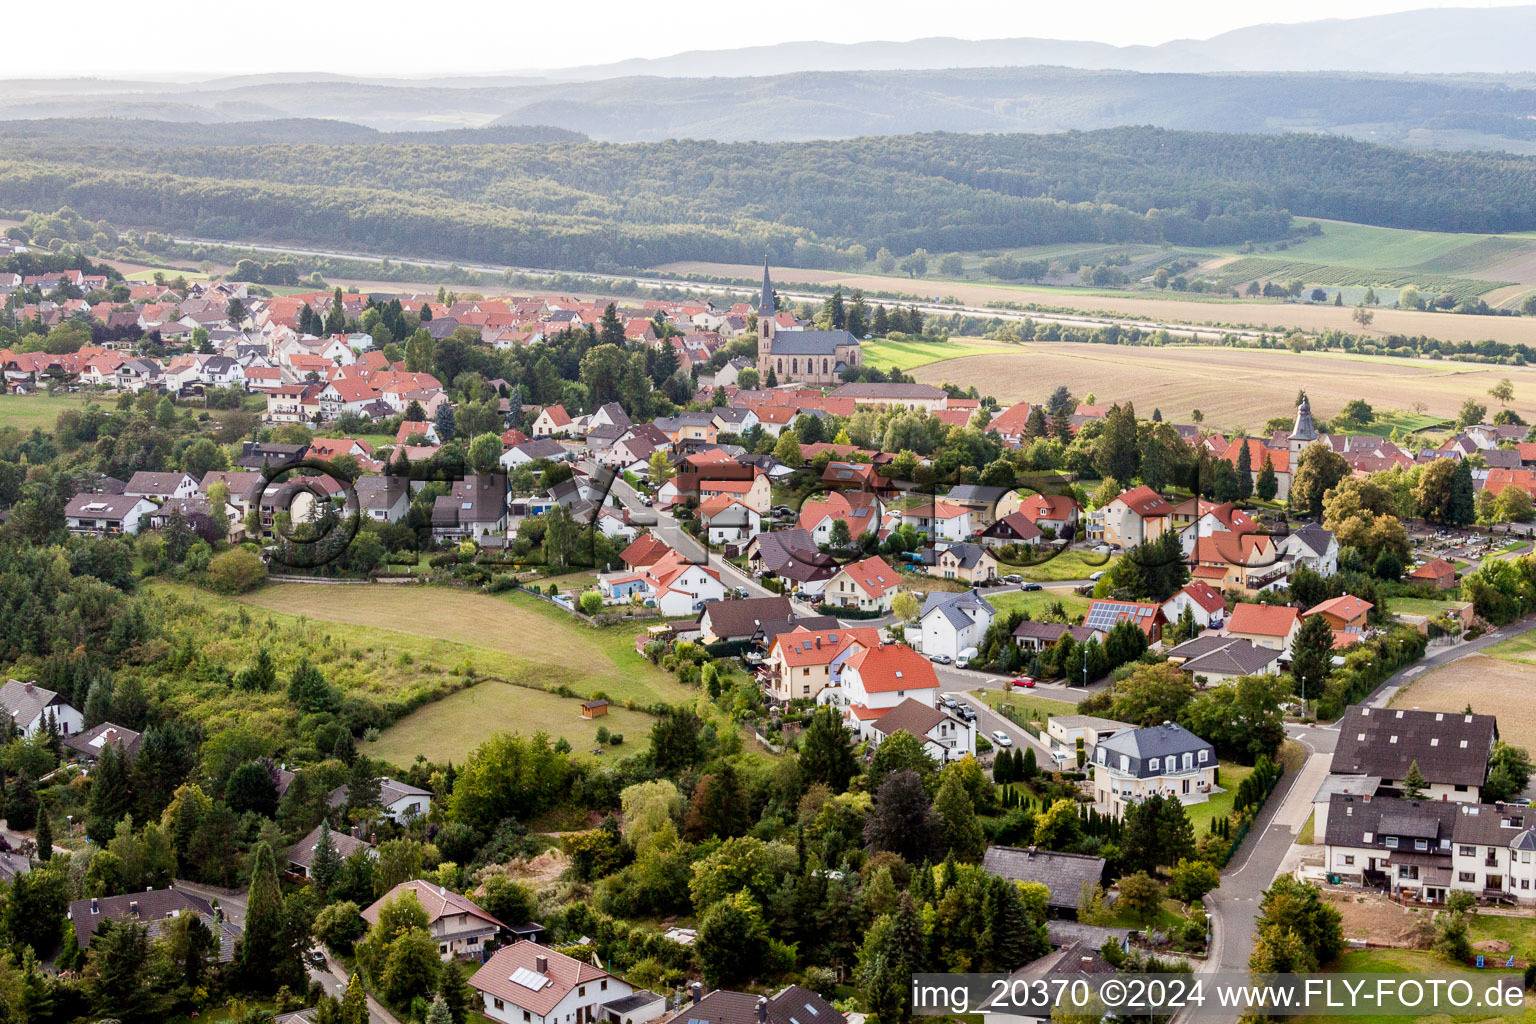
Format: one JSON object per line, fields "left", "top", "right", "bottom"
{"left": 3, "top": 126, "right": 1535, "bottom": 273}
{"left": 0, "top": 118, "right": 587, "bottom": 147}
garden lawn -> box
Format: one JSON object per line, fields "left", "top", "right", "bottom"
{"left": 974, "top": 690, "right": 1077, "bottom": 723}
{"left": 1311, "top": 948, "right": 1535, "bottom": 1024}
{"left": 1184, "top": 761, "right": 1255, "bottom": 836}
{"left": 1482, "top": 631, "right": 1536, "bottom": 663}
{"left": 1386, "top": 597, "right": 1468, "bottom": 616}
{"left": 1466, "top": 914, "right": 1536, "bottom": 964}
{"left": 1011, "top": 549, "right": 1115, "bottom": 582}
{"left": 363, "top": 681, "right": 652, "bottom": 766}
{"left": 986, "top": 589, "right": 1093, "bottom": 622}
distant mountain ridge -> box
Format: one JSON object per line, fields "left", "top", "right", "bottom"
{"left": 544, "top": 5, "right": 1536, "bottom": 78}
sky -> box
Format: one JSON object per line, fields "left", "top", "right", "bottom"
{"left": 5, "top": 0, "right": 1516, "bottom": 78}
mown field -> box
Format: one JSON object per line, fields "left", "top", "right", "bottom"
{"left": 237, "top": 582, "right": 692, "bottom": 705}
{"left": 905, "top": 344, "right": 1536, "bottom": 427}
{"left": 0, "top": 393, "right": 103, "bottom": 432}
{"left": 364, "top": 681, "right": 653, "bottom": 766}
{"left": 985, "top": 588, "right": 1092, "bottom": 622}
{"left": 858, "top": 337, "right": 1008, "bottom": 370}
{"left": 1312, "top": 947, "right": 1536, "bottom": 1024}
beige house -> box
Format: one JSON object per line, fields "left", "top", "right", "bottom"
{"left": 929, "top": 542, "right": 997, "bottom": 583}
{"left": 1091, "top": 486, "right": 1173, "bottom": 547}
{"left": 1092, "top": 722, "right": 1217, "bottom": 819}
{"left": 1224, "top": 603, "right": 1301, "bottom": 652}
{"left": 824, "top": 555, "right": 900, "bottom": 612}
{"left": 362, "top": 880, "right": 505, "bottom": 960}
{"left": 763, "top": 626, "right": 879, "bottom": 701}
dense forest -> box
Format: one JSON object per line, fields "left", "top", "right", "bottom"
{"left": 3, "top": 127, "right": 1536, "bottom": 272}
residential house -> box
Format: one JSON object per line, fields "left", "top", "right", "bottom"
{"left": 354, "top": 475, "right": 412, "bottom": 523}
{"left": 1091, "top": 486, "right": 1173, "bottom": 547}
{"left": 287, "top": 825, "right": 376, "bottom": 879}
{"left": 979, "top": 511, "right": 1044, "bottom": 550}
{"left": 899, "top": 500, "right": 973, "bottom": 542}
{"left": 470, "top": 941, "right": 636, "bottom": 1024}
{"left": 532, "top": 405, "right": 573, "bottom": 437}
{"left": 620, "top": 533, "right": 672, "bottom": 571}
{"left": 502, "top": 438, "right": 571, "bottom": 468}
{"left": 823, "top": 555, "right": 901, "bottom": 613}
{"left": 944, "top": 484, "right": 1014, "bottom": 528}
{"left": 695, "top": 470, "right": 772, "bottom": 516}
{"left": 827, "top": 382, "right": 948, "bottom": 411}
{"left": 745, "top": 529, "right": 839, "bottom": 593}
{"left": 432, "top": 474, "right": 510, "bottom": 542}
{"left": 1189, "top": 532, "right": 1286, "bottom": 596}
{"left": 928, "top": 542, "right": 998, "bottom": 584}
{"left": 1330, "top": 706, "right": 1497, "bottom": 803}
{"left": 1281, "top": 523, "right": 1339, "bottom": 577}
{"left": 364, "top": 880, "right": 504, "bottom": 959}
{"left": 696, "top": 496, "right": 761, "bottom": 547}
{"left": 62, "top": 722, "right": 142, "bottom": 762}
{"left": 124, "top": 471, "right": 198, "bottom": 501}
{"left": 1013, "top": 621, "right": 1099, "bottom": 653}
{"left": 1083, "top": 599, "right": 1166, "bottom": 643}
{"left": 798, "top": 490, "right": 882, "bottom": 546}
{"left": 1164, "top": 635, "right": 1282, "bottom": 683}
{"left": 919, "top": 589, "right": 995, "bottom": 661}
{"left": 697, "top": 595, "right": 794, "bottom": 645}
{"left": 830, "top": 642, "right": 940, "bottom": 737}
{"left": 68, "top": 887, "right": 239, "bottom": 960}
{"left": 638, "top": 548, "right": 726, "bottom": 616}
{"left": 869, "top": 697, "right": 976, "bottom": 763}
{"left": 65, "top": 493, "right": 155, "bottom": 535}
{"left": 1093, "top": 721, "right": 1217, "bottom": 818}
{"left": 1323, "top": 794, "right": 1536, "bottom": 904}
{"left": 198, "top": 470, "right": 265, "bottom": 518}
{"left": 981, "top": 846, "right": 1107, "bottom": 916}
{"left": 395, "top": 421, "right": 441, "bottom": 445}
{"left": 1009, "top": 493, "right": 1081, "bottom": 535}
{"left": 327, "top": 777, "right": 434, "bottom": 822}
{"left": 1307, "top": 594, "right": 1373, "bottom": 631}
{"left": 763, "top": 625, "right": 879, "bottom": 702}
{"left": 1224, "top": 603, "right": 1301, "bottom": 652}
{"left": 1223, "top": 438, "right": 1292, "bottom": 501}
{"left": 983, "top": 942, "right": 1116, "bottom": 1024}
{"left": 673, "top": 984, "right": 842, "bottom": 1024}
{"left": 0, "top": 679, "right": 84, "bottom": 738}
{"left": 1160, "top": 581, "right": 1227, "bottom": 631}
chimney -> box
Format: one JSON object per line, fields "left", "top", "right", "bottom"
{"left": 90, "top": 897, "right": 99, "bottom": 914}
{"left": 756, "top": 997, "right": 768, "bottom": 1024}
{"left": 691, "top": 982, "right": 703, "bottom": 1005}
{"left": 351, "top": 825, "right": 361, "bottom": 839}
{"left": 1026, "top": 846, "right": 1036, "bottom": 858}
{"left": 129, "top": 900, "right": 139, "bottom": 917}
{"left": 536, "top": 954, "right": 549, "bottom": 974}
{"left": 23, "top": 682, "right": 34, "bottom": 694}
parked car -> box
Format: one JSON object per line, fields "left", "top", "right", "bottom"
{"left": 957, "top": 703, "right": 978, "bottom": 722}
{"left": 1088, "top": 570, "right": 1106, "bottom": 581}
{"left": 733, "top": 586, "right": 750, "bottom": 598}
{"left": 307, "top": 950, "right": 327, "bottom": 967}
{"left": 1000, "top": 574, "right": 1023, "bottom": 585}
{"left": 1011, "top": 677, "right": 1036, "bottom": 688}
{"left": 939, "top": 695, "right": 956, "bottom": 708}
{"left": 1021, "top": 582, "right": 1043, "bottom": 591}
{"left": 929, "top": 653, "right": 953, "bottom": 665}
{"left": 954, "top": 655, "right": 970, "bottom": 669}
{"left": 991, "top": 730, "right": 1013, "bottom": 747}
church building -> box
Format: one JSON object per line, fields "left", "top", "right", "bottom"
{"left": 755, "top": 260, "right": 861, "bottom": 386}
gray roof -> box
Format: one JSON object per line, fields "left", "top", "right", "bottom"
{"left": 1291, "top": 396, "right": 1317, "bottom": 441}
{"left": 327, "top": 776, "right": 433, "bottom": 809}
{"left": 63, "top": 721, "right": 142, "bottom": 761}
{"left": 829, "top": 382, "right": 945, "bottom": 400}
{"left": 287, "top": 824, "right": 374, "bottom": 871}
{"left": 938, "top": 542, "right": 992, "bottom": 570}
{"left": 767, "top": 330, "right": 857, "bottom": 356}
{"left": 870, "top": 697, "right": 958, "bottom": 739}
{"left": 1049, "top": 715, "right": 1132, "bottom": 734}
{"left": 920, "top": 588, "right": 996, "bottom": 630}
{"left": 1013, "top": 621, "right": 1097, "bottom": 644}
{"left": 1178, "top": 638, "right": 1282, "bottom": 677}
{"left": 0, "top": 679, "right": 67, "bottom": 730}
{"left": 1288, "top": 523, "right": 1335, "bottom": 557}
{"left": 65, "top": 493, "right": 150, "bottom": 519}
{"left": 945, "top": 484, "right": 1012, "bottom": 504}
{"left": 604, "top": 992, "right": 664, "bottom": 1015}
{"left": 124, "top": 471, "right": 192, "bottom": 496}
{"left": 1331, "top": 706, "right": 1496, "bottom": 787}
{"left": 759, "top": 257, "right": 774, "bottom": 316}
{"left": 511, "top": 438, "right": 568, "bottom": 461}
{"left": 759, "top": 615, "right": 839, "bottom": 647}
{"left": 354, "top": 474, "right": 409, "bottom": 512}
{"left": 1096, "top": 721, "right": 1214, "bottom": 775}
{"left": 69, "top": 887, "right": 236, "bottom": 953}
{"left": 697, "top": 596, "right": 795, "bottom": 641}
{"left": 1045, "top": 920, "right": 1133, "bottom": 950}
{"left": 982, "top": 846, "right": 1106, "bottom": 910}
{"left": 1324, "top": 793, "right": 1459, "bottom": 849}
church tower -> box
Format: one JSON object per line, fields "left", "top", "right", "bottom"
{"left": 756, "top": 256, "right": 776, "bottom": 371}
{"left": 1289, "top": 393, "right": 1317, "bottom": 460}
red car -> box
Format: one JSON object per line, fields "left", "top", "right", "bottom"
{"left": 1011, "top": 677, "right": 1036, "bottom": 688}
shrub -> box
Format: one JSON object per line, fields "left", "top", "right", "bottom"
{"left": 579, "top": 590, "right": 604, "bottom": 615}
{"left": 205, "top": 548, "right": 267, "bottom": 594}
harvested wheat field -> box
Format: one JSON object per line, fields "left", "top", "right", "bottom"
{"left": 657, "top": 260, "right": 1536, "bottom": 346}
{"left": 906, "top": 343, "right": 1536, "bottom": 426}
{"left": 1390, "top": 654, "right": 1536, "bottom": 751}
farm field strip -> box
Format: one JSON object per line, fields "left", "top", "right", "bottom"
{"left": 1388, "top": 653, "right": 1536, "bottom": 752}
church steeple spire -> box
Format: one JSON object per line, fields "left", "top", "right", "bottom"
{"left": 758, "top": 256, "right": 774, "bottom": 318}
{"left": 1290, "top": 393, "right": 1316, "bottom": 441}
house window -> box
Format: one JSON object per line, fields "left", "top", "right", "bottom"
{"left": 1415, "top": 839, "right": 1428, "bottom": 851}
{"left": 1460, "top": 872, "right": 1476, "bottom": 882}
{"left": 493, "top": 1000, "right": 505, "bottom": 1011}
{"left": 579, "top": 987, "right": 586, "bottom": 997}
{"left": 601, "top": 981, "right": 608, "bottom": 991}
{"left": 1385, "top": 836, "right": 1399, "bottom": 848}
{"left": 1460, "top": 845, "right": 1476, "bottom": 857}
{"left": 1198, "top": 749, "right": 1209, "bottom": 763}
{"left": 1149, "top": 758, "right": 1160, "bottom": 772}
{"left": 1343, "top": 856, "right": 1355, "bottom": 865}
{"left": 439, "top": 944, "right": 448, "bottom": 954}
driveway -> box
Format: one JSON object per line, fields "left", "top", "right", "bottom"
{"left": 944, "top": 688, "right": 1059, "bottom": 769}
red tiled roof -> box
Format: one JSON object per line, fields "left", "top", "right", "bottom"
{"left": 843, "top": 643, "right": 937, "bottom": 693}
{"left": 771, "top": 626, "right": 880, "bottom": 667}
{"left": 834, "top": 555, "right": 900, "bottom": 597}
{"left": 1306, "top": 594, "right": 1373, "bottom": 622}
{"left": 620, "top": 533, "right": 671, "bottom": 568}
{"left": 1409, "top": 557, "right": 1456, "bottom": 581}
{"left": 1222, "top": 438, "right": 1289, "bottom": 475}
{"left": 1226, "top": 603, "right": 1300, "bottom": 637}
{"left": 1176, "top": 581, "right": 1227, "bottom": 614}
{"left": 1113, "top": 486, "right": 1173, "bottom": 518}
{"left": 1019, "top": 493, "right": 1079, "bottom": 522}
{"left": 468, "top": 941, "right": 613, "bottom": 1016}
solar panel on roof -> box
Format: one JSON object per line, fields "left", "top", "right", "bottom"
{"left": 510, "top": 967, "right": 551, "bottom": 990}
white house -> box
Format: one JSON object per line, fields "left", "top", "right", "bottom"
{"left": 124, "top": 471, "right": 199, "bottom": 501}
{"left": 65, "top": 493, "right": 156, "bottom": 535}
{"left": 1160, "top": 581, "right": 1227, "bottom": 631}
{"left": 640, "top": 549, "right": 726, "bottom": 616}
{"left": 1092, "top": 722, "right": 1216, "bottom": 818}
{"left": 532, "top": 405, "right": 573, "bottom": 437}
{"left": 869, "top": 697, "right": 975, "bottom": 763}
{"left": 470, "top": 941, "right": 633, "bottom": 1024}
{"left": 697, "top": 496, "right": 761, "bottom": 547}
{"left": 899, "top": 501, "right": 973, "bottom": 543}
{"left": 826, "top": 643, "right": 940, "bottom": 739}
{"left": 1283, "top": 524, "right": 1339, "bottom": 578}
{"left": 918, "top": 589, "right": 995, "bottom": 661}
{"left": 328, "top": 777, "right": 433, "bottom": 823}
{"left": 0, "top": 679, "right": 85, "bottom": 738}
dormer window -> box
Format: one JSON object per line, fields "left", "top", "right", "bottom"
{"left": 1385, "top": 836, "right": 1399, "bottom": 848}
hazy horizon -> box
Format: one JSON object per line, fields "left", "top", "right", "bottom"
{"left": 6, "top": 0, "right": 1525, "bottom": 78}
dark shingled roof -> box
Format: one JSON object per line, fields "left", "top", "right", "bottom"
{"left": 1331, "top": 706, "right": 1496, "bottom": 787}
{"left": 697, "top": 595, "right": 795, "bottom": 640}
{"left": 767, "top": 330, "right": 858, "bottom": 356}
{"left": 683, "top": 985, "right": 843, "bottom": 1024}
{"left": 981, "top": 846, "right": 1105, "bottom": 910}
